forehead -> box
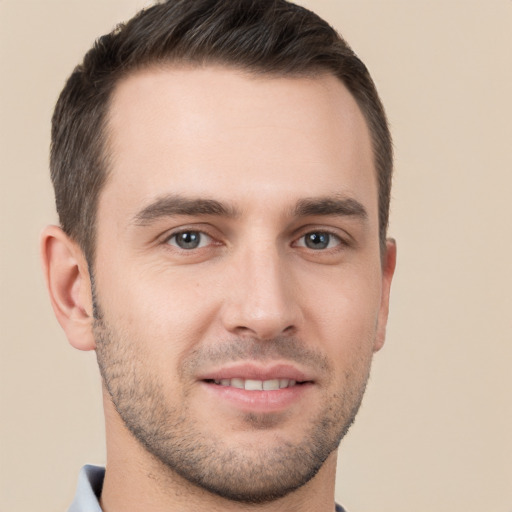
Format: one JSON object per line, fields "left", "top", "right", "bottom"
{"left": 101, "top": 65, "right": 376, "bottom": 220}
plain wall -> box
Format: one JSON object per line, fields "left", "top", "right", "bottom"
{"left": 1, "top": 1, "right": 511, "bottom": 511}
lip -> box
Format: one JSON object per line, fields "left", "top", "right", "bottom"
{"left": 201, "top": 381, "right": 313, "bottom": 413}
{"left": 197, "top": 362, "right": 314, "bottom": 383}
{"left": 197, "top": 362, "right": 315, "bottom": 413}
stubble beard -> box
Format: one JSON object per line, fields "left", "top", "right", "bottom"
{"left": 93, "top": 301, "right": 373, "bottom": 504}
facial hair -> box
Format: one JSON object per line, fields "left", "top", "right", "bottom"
{"left": 93, "top": 297, "right": 373, "bottom": 504}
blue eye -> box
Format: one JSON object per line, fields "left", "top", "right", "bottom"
{"left": 299, "top": 232, "right": 341, "bottom": 250}
{"left": 167, "top": 231, "right": 211, "bottom": 250}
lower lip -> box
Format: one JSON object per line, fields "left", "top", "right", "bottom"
{"left": 201, "top": 381, "right": 313, "bottom": 413}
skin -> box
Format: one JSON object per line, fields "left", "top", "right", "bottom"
{"left": 41, "top": 66, "right": 396, "bottom": 512}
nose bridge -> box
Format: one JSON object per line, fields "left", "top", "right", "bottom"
{"left": 222, "top": 236, "right": 300, "bottom": 339}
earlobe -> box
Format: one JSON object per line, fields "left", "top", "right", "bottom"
{"left": 373, "top": 238, "right": 397, "bottom": 352}
{"left": 40, "top": 225, "right": 96, "bottom": 351}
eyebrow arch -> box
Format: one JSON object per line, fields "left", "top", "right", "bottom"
{"left": 133, "top": 194, "right": 239, "bottom": 226}
{"left": 293, "top": 195, "right": 368, "bottom": 220}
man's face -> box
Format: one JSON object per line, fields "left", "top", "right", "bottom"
{"left": 92, "top": 66, "right": 394, "bottom": 502}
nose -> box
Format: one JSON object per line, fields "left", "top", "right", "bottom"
{"left": 220, "top": 245, "right": 303, "bottom": 340}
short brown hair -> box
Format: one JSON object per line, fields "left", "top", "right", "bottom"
{"left": 51, "top": 0, "right": 392, "bottom": 262}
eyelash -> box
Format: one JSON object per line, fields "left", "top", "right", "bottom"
{"left": 165, "top": 230, "right": 215, "bottom": 250}
{"left": 293, "top": 231, "right": 345, "bottom": 251}
{"left": 164, "top": 228, "right": 348, "bottom": 252}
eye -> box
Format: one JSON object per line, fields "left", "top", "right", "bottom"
{"left": 296, "top": 231, "right": 342, "bottom": 250}
{"left": 166, "top": 230, "right": 212, "bottom": 250}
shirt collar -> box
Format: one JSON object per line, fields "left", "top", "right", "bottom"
{"left": 67, "top": 465, "right": 104, "bottom": 512}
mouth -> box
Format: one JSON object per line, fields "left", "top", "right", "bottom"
{"left": 199, "top": 362, "right": 313, "bottom": 389}
{"left": 197, "top": 363, "right": 315, "bottom": 413}
{"left": 204, "top": 378, "right": 304, "bottom": 391}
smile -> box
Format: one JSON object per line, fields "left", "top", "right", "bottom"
{"left": 200, "top": 366, "right": 315, "bottom": 412}
{"left": 208, "top": 378, "right": 298, "bottom": 390}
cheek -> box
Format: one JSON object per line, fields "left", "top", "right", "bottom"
{"left": 304, "top": 264, "right": 383, "bottom": 356}
{"left": 95, "top": 262, "right": 218, "bottom": 359}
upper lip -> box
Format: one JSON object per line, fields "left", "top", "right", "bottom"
{"left": 197, "top": 363, "right": 314, "bottom": 383}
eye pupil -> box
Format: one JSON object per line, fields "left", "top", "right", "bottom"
{"left": 176, "top": 231, "right": 201, "bottom": 249}
{"left": 305, "top": 232, "right": 330, "bottom": 250}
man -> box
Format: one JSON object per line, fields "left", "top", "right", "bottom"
{"left": 41, "top": 0, "right": 396, "bottom": 511}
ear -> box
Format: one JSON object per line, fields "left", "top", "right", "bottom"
{"left": 40, "top": 225, "right": 96, "bottom": 351}
{"left": 373, "top": 238, "right": 397, "bottom": 352}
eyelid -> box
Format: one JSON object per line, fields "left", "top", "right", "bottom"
{"left": 294, "top": 231, "right": 343, "bottom": 249}
{"left": 292, "top": 225, "right": 351, "bottom": 248}
{"left": 166, "top": 230, "right": 212, "bottom": 249}
{"left": 161, "top": 224, "right": 221, "bottom": 249}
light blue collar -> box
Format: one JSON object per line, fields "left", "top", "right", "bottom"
{"left": 67, "top": 465, "right": 104, "bottom": 512}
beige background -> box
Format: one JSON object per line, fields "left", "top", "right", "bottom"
{"left": 1, "top": 1, "right": 511, "bottom": 511}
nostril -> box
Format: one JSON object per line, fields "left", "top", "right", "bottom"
{"left": 229, "top": 323, "right": 297, "bottom": 341}
{"left": 234, "top": 325, "right": 252, "bottom": 334}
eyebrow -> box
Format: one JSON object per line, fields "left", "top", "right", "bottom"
{"left": 132, "top": 193, "right": 368, "bottom": 226}
{"left": 133, "top": 194, "right": 239, "bottom": 226}
{"left": 293, "top": 196, "right": 368, "bottom": 221}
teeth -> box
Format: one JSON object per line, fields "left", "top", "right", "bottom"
{"left": 245, "top": 379, "right": 263, "bottom": 391}
{"left": 231, "top": 378, "right": 244, "bottom": 389}
{"left": 263, "top": 379, "right": 280, "bottom": 391}
{"left": 214, "top": 378, "right": 298, "bottom": 390}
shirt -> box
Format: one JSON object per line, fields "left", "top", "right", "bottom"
{"left": 68, "top": 465, "right": 347, "bottom": 512}
{"left": 68, "top": 465, "right": 104, "bottom": 512}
